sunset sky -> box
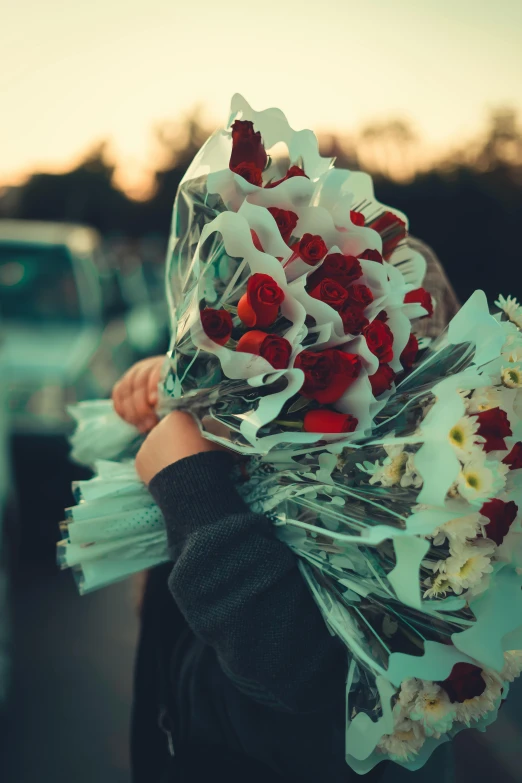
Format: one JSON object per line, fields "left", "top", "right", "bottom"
{"left": 2, "top": 0, "right": 522, "bottom": 195}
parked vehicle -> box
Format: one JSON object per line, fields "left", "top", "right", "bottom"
{"left": 0, "top": 220, "right": 168, "bottom": 562}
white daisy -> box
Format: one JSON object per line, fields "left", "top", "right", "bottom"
{"left": 501, "top": 365, "right": 522, "bottom": 389}
{"left": 502, "top": 650, "right": 522, "bottom": 683}
{"left": 438, "top": 539, "right": 495, "bottom": 595}
{"left": 454, "top": 670, "right": 503, "bottom": 725}
{"left": 409, "top": 681, "right": 456, "bottom": 737}
{"left": 457, "top": 456, "right": 508, "bottom": 505}
{"left": 377, "top": 717, "right": 425, "bottom": 761}
{"left": 466, "top": 387, "right": 502, "bottom": 414}
{"left": 428, "top": 512, "right": 482, "bottom": 546}
{"left": 448, "top": 416, "right": 482, "bottom": 460}
{"left": 496, "top": 295, "right": 522, "bottom": 328}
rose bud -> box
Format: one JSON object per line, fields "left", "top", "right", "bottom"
{"left": 294, "top": 233, "right": 328, "bottom": 266}
{"left": 309, "top": 278, "right": 348, "bottom": 312}
{"left": 350, "top": 210, "right": 365, "bottom": 227}
{"left": 368, "top": 211, "right": 407, "bottom": 259}
{"left": 236, "top": 330, "right": 292, "bottom": 370}
{"left": 237, "top": 273, "right": 285, "bottom": 328}
{"left": 404, "top": 287, "right": 434, "bottom": 317}
{"left": 304, "top": 410, "right": 358, "bottom": 434}
{"left": 231, "top": 161, "right": 263, "bottom": 187}
{"left": 375, "top": 310, "right": 388, "bottom": 322}
{"left": 503, "top": 441, "right": 522, "bottom": 470}
{"left": 359, "top": 248, "right": 383, "bottom": 264}
{"left": 201, "top": 307, "right": 233, "bottom": 346}
{"left": 307, "top": 253, "right": 362, "bottom": 290}
{"left": 340, "top": 306, "right": 369, "bottom": 335}
{"left": 480, "top": 498, "right": 518, "bottom": 546}
{"left": 266, "top": 165, "right": 308, "bottom": 189}
{"left": 363, "top": 319, "right": 394, "bottom": 363}
{"left": 472, "top": 407, "right": 512, "bottom": 453}
{"left": 400, "top": 333, "right": 419, "bottom": 369}
{"left": 369, "top": 364, "right": 396, "bottom": 397}
{"left": 229, "top": 120, "right": 267, "bottom": 171}
{"left": 346, "top": 284, "right": 374, "bottom": 309}
{"left": 295, "top": 349, "right": 361, "bottom": 405}
{"left": 267, "top": 207, "right": 298, "bottom": 243}
{"left": 440, "top": 663, "right": 487, "bottom": 704}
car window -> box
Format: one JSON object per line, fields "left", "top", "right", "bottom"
{"left": 0, "top": 243, "right": 81, "bottom": 322}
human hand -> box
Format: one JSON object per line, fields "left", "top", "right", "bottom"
{"left": 112, "top": 356, "right": 164, "bottom": 433}
{"left": 135, "top": 410, "right": 223, "bottom": 485}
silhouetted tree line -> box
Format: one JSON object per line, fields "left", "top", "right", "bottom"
{"left": 1, "top": 109, "right": 521, "bottom": 304}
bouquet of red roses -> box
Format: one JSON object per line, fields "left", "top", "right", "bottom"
{"left": 61, "top": 96, "right": 522, "bottom": 774}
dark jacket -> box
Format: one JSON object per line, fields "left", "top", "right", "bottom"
{"left": 131, "top": 451, "right": 385, "bottom": 782}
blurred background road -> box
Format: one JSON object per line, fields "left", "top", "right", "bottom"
{"left": 1, "top": 0, "right": 522, "bottom": 780}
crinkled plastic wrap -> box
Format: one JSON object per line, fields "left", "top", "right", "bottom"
{"left": 59, "top": 96, "right": 522, "bottom": 773}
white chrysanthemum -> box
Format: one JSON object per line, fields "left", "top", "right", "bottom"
{"left": 397, "top": 678, "right": 422, "bottom": 709}
{"left": 448, "top": 416, "right": 482, "bottom": 459}
{"left": 401, "top": 453, "right": 423, "bottom": 488}
{"left": 368, "top": 447, "right": 410, "bottom": 488}
{"left": 466, "top": 387, "right": 502, "bottom": 414}
{"left": 409, "top": 682, "right": 456, "bottom": 737}
{"left": 496, "top": 295, "right": 522, "bottom": 328}
{"left": 455, "top": 670, "right": 503, "bottom": 726}
{"left": 501, "top": 365, "right": 522, "bottom": 389}
{"left": 457, "top": 456, "right": 508, "bottom": 505}
{"left": 502, "top": 650, "right": 522, "bottom": 683}
{"left": 377, "top": 717, "right": 425, "bottom": 761}
{"left": 423, "top": 573, "right": 452, "bottom": 599}
{"left": 428, "top": 512, "right": 482, "bottom": 546}
{"left": 438, "top": 540, "right": 495, "bottom": 595}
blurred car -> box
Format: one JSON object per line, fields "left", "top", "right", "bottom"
{"left": 0, "top": 318, "right": 12, "bottom": 712}
{"left": 0, "top": 220, "right": 168, "bottom": 561}
{"left": 0, "top": 220, "right": 167, "bottom": 435}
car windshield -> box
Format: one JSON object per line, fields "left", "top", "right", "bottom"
{"left": 0, "top": 243, "right": 82, "bottom": 322}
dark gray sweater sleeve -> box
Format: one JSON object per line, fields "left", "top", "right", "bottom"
{"left": 148, "top": 451, "right": 347, "bottom": 714}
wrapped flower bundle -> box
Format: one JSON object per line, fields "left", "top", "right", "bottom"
{"left": 59, "top": 97, "right": 522, "bottom": 773}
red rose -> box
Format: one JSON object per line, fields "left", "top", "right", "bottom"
{"left": 368, "top": 211, "right": 407, "bottom": 259}
{"left": 375, "top": 310, "right": 388, "bottom": 322}
{"left": 404, "top": 287, "right": 434, "bottom": 317}
{"left": 295, "top": 349, "right": 361, "bottom": 404}
{"left": 363, "top": 319, "right": 394, "bottom": 363}
{"left": 473, "top": 407, "right": 512, "bottom": 453}
{"left": 229, "top": 120, "right": 267, "bottom": 171}
{"left": 307, "top": 253, "right": 362, "bottom": 290}
{"left": 340, "top": 306, "right": 369, "bottom": 335}
{"left": 201, "top": 308, "right": 233, "bottom": 346}
{"left": 346, "top": 284, "right": 374, "bottom": 309}
{"left": 359, "top": 248, "right": 383, "bottom": 264}
{"left": 480, "top": 498, "right": 518, "bottom": 546}
{"left": 266, "top": 165, "right": 308, "bottom": 189}
{"left": 231, "top": 161, "right": 263, "bottom": 187}
{"left": 267, "top": 208, "right": 298, "bottom": 242}
{"left": 369, "top": 364, "right": 396, "bottom": 397}
{"left": 295, "top": 234, "right": 328, "bottom": 266}
{"left": 309, "top": 278, "right": 348, "bottom": 312}
{"left": 350, "top": 210, "right": 365, "bottom": 227}
{"left": 304, "top": 410, "right": 358, "bottom": 434}
{"left": 236, "top": 330, "right": 292, "bottom": 369}
{"left": 503, "top": 442, "right": 522, "bottom": 470}
{"left": 400, "top": 333, "right": 419, "bottom": 369}
{"left": 440, "top": 663, "right": 487, "bottom": 704}
{"left": 237, "top": 273, "right": 285, "bottom": 328}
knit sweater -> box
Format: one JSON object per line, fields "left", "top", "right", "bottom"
{"left": 132, "top": 451, "right": 452, "bottom": 782}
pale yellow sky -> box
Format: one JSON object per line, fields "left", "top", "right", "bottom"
{"left": 1, "top": 0, "right": 522, "bottom": 194}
